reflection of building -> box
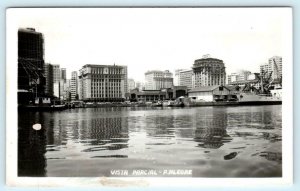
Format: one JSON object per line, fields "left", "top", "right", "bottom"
{"left": 70, "top": 71, "right": 78, "bottom": 100}
{"left": 145, "top": 70, "right": 173, "bottom": 90}
{"left": 192, "top": 55, "right": 226, "bottom": 88}
{"left": 260, "top": 56, "right": 282, "bottom": 80}
{"left": 18, "top": 28, "right": 46, "bottom": 103}
{"left": 18, "top": 112, "right": 46, "bottom": 176}
{"left": 194, "top": 108, "right": 231, "bottom": 149}
{"left": 44, "top": 63, "right": 54, "bottom": 96}
{"left": 78, "top": 64, "right": 128, "bottom": 102}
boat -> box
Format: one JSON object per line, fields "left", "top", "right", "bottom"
{"left": 18, "top": 104, "right": 67, "bottom": 111}
{"left": 236, "top": 70, "right": 282, "bottom": 105}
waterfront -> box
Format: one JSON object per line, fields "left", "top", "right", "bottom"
{"left": 18, "top": 105, "right": 282, "bottom": 177}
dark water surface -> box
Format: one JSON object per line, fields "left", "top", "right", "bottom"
{"left": 18, "top": 105, "right": 282, "bottom": 177}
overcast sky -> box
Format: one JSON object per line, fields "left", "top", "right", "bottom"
{"left": 12, "top": 8, "right": 290, "bottom": 82}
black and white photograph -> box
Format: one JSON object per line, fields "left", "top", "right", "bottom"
{"left": 6, "top": 8, "right": 293, "bottom": 187}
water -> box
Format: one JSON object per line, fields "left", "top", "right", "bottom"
{"left": 18, "top": 105, "right": 282, "bottom": 177}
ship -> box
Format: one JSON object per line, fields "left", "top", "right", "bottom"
{"left": 236, "top": 63, "right": 282, "bottom": 105}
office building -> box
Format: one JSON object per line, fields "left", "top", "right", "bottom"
{"left": 18, "top": 28, "right": 45, "bottom": 96}
{"left": 192, "top": 55, "right": 226, "bottom": 88}
{"left": 145, "top": 70, "right": 173, "bottom": 90}
{"left": 128, "top": 78, "right": 135, "bottom": 91}
{"left": 176, "top": 69, "right": 193, "bottom": 89}
{"left": 260, "top": 56, "right": 282, "bottom": 80}
{"left": 61, "top": 68, "right": 67, "bottom": 83}
{"left": 70, "top": 71, "right": 78, "bottom": 100}
{"left": 78, "top": 64, "right": 128, "bottom": 102}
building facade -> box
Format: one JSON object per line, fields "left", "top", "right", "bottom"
{"left": 44, "top": 63, "right": 54, "bottom": 96}
{"left": 174, "top": 69, "right": 185, "bottom": 86}
{"left": 61, "top": 68, "right": 67, "bottom": 83}
{"left": 128, "top": 78, "right": 135, "bottom": 91}
{"left": 18, "top": 28, "right": 45, "bottom": 96}
{"left": 70, "top": 71, "right": 78, "bottom": 100}
{"left": 176, "top": 69, "right": 193, "bottom": 89}
{"left": 227, "top": 70, "right": 251, "bottom": 84}
{"left": 260, "top": 56, "right": 282, "bottom": 80}
{"left": 192, "top": 55, "right": 226, "bottom": 88}
{"left": 78, "top": 64, "right": 128, "bottom": 102}
{"left": 145, "top": 70, "right": 173, "bottom": 90}
{"left": 52, "top": 65, "right": 60, "bottom": 83}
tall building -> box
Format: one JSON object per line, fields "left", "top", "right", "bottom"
{"left": 70, "top": 71, "right": 78, "bottom": 100}
{"left": 260, "top": 56, "right": 282, "bottom": 80}
{"left": 128, "top": 78, "right": 135, "bottom": 91}
{"left": 176, "top": 69, "right": 193, "bottom": 89}
{"left": 78, "top": 64, "right": 128, "bottom": 102}
{"left": 174, "top": 69, "right": 185, "bottom": 86}
{"left": 18, "top": 28, "right": 45, "bottom": 96}
{"left": 61, "top": 68, "right": 67, "bottom": 83}
{"left": 44, "top": 63, "right": 54, "bottom": 96}
{"left": 52, "top": 65, "right": 60, "bottom": 83}
{"left": 192, "top": 55, "right": 226, "bottom": 88}
{"left": 145, "top": 70, "right": 173, "bottom": 90}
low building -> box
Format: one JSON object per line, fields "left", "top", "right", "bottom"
{"left": 188, "top": 85, "right": 235, "bottom": 102}
{"left": 127, "top": 86, "right": 188, "bottom": 102}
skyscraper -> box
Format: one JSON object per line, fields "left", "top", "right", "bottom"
{"left": 52, "top": 64, "right": 60, "bottom": 97}
{"left": 70, "top": 71, "right": 78, "bottom": 100}
{"left": 192, "top": 55, "right": 226, "bottom": 88}
{"left": 61, "top": 68, "right": 67, "bottom": 83}
{"left": 176, "top": 69, "right": 193, "bottom": 89}
{"left": 18, "top": 28, "right": 45, "bottom": 97}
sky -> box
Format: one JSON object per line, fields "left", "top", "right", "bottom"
{"left": 11, "top": 8, "right": 290, "bottom": 82}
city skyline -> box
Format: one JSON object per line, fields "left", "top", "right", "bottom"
{"left": 13, "top": 8, "right": 289, "bottom": 82}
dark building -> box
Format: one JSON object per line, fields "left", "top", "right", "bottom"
{"left": 18, "top": 28, "right": 46, "bottom": 103}
{"left": 44, "top": 63, "right": 54, "bottom": 96}
{"left": 61, "top": 68, "right": 67, "bottom": 83}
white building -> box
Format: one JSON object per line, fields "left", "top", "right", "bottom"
{"left": 176, "top": 69, "right": 193, "bottom": 89}
{"left": 227, "top": 70, "right": 251, "bottom": 84}
{"left": 260, "top": 56, "right": 282, "bottom": 80}
{"left": 188, "top": 85, "right": 231, "bottom": 102}
{"left": 78, "top": 64, "right": 128, "bottom": 101}
{"left": 128, "top": 78, "right": 135, "bottom": 91}
{"left": 174, "top": 69, "right": 185, "bottom": 86}
{"left": 145, "top": 70, "right": 173, "bottom": 90}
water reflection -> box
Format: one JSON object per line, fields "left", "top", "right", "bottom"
{"left": 18, "top": 112, "right": 47, "bottom": 176}
{"left": 18, "top": 105, "right": 282, "bottom": 177}
{"left": 194, "top": 108, "right": 232, "bottom": 149}
{"left": 81, "top": 117, "right": 128, "bottom": 151}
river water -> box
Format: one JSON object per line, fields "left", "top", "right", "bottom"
{"left": 18, "top": 105, "right": 282, "bottom": 177}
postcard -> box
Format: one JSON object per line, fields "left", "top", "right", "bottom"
{"left": 6, "top": 7, "right": 293, "bottom": 187}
